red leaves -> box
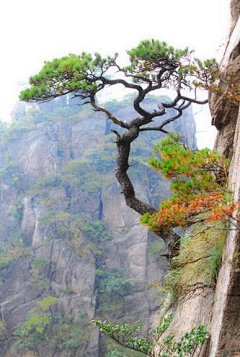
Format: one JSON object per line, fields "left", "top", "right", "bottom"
{"left": 143, "top": 135, "right": 238, "bottom": 232}
{"left": 208, "top": 202, "right": 240, "bottom": 223}
{"left": 148, "top": 194, "right": 240, "bottom": 232}
{"left": 188, "top": 193, "right": 223, "bottom": 213}
{"left": 148, "top": 193, "right": 228, "bottom": 231}
{"left": 154, "top": 203, "right": 187, "bottom": 229}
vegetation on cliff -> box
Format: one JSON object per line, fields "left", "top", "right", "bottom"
{"left": 142, "top": 134, "right": 233, "bottom": 299}
{"left": 93, "top": 316, "right": 208, "bottom": 357}
{"left": 92, "top": 133, "right": 236, "bottom": 355}
{"left": 13, "top": 296, "right": 90, "bottom": 356}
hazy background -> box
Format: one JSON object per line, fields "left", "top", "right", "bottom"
{"left": 0, "top": 0, "right": 230, "bottom": 147}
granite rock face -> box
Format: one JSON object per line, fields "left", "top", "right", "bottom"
{"left": 0, "top": 96, "right": 196, "bottom": 356}
{"left": 208, "top": 1, "right": 240, "bottom": 355}
{"left": 153, "top": 5, "right": 240, "bottom": 355}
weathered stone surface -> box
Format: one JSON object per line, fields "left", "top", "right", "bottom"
{"left": 154, "top": 287, "right": 214, "bottom": 357}
{"left": 209, "top": 111, "right": 240, "bottom": 357}
{"left": 208, "top": 1, "right": 240, "bottom": 355}
{"left": 229, "top": 0, "right": 240, "bottom": 37}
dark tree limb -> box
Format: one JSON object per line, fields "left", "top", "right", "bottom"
{"left": 113, "top": 124, "right": 180, "bottom": 260}
{"left": 113, "top": 62, "right": 153, "bottom": 86}
{"left": 90, "top": 95, "right": 130, "bottom": 129}
{"left": 115, "top": 130, "right": 157, "bottom": 216}
{"left": 139, "top": 101, "right": 192, "bottom": 133}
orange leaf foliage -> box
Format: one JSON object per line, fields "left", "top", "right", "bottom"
{"left": 142, "top": 134, "right": 240, "bottom": 232}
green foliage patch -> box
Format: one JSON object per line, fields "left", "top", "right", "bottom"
{"left": 0, "top": 161, "right": 25, "bottom": 189}
{"left": 13, "top": 296, "right": 91, "bottom": 356}
{"left": 96, "top": 267, "right": 135, "bottom": 297}
{"left": 0, "top": 234, "right": 30, "bottom": 272}
{"left": 141, "top": 134, "right": 231, "bottom": 298}
{"left": 94, "top": 316, "right": 208, "bottom": 357}
{"left": 38, "top": 210, "right": 112, "bottom": 244}
{"left": 163, "top": 223, "right": 226, "bottom": 299}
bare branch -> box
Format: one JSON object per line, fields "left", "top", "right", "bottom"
{"left": 180, "top": 96, "right": 208, "bottom": 105}
{"left": 104, "top": 77, "right": 143, "bottom": 93}
{"left": 101, "top": 76, "right": 151, "bottom": 117}
{"left": 139, "top": 126, "right": 169, "bottom": 134}
{"left": 139, "top": 102, "right": 191, "bottom": 133}
{"left": 90, "top": 95, "right": 130, "bottom": 129}
{"left": 114, "top": 62, "right": 153, "bottom": 86}
{"left": 111, "top": 129, "right": 121, "bottom": 140}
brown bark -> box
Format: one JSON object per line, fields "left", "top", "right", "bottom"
{"left": 114, "top": 124, "right": 180, "bottom": 260}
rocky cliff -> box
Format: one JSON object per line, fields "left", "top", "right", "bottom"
{"left": 208, "top": 1, "right": 240, "bottom": 355}
{"left": 0, "top": 95, "right": 196, "bottom": 357}
{"left": 153, "top": 2, "right": 240, "bottom": 356}
{"left": 151, "top": 4, "right": 240, "bottom": 356}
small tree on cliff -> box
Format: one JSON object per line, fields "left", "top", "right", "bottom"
{"left": 20, "top": 39, "right": 218, "bottom": 258}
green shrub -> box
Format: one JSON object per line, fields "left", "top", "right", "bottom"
{"left": 0, "top": 235, "right": 30, "bottom": 271}
{"left": 13, "top": 296, "right": 91, "bottom": 355}
{"left": 163, "top": 222, "right": 226, "bottom": 298}
{"left": 94, "top": 317, "right": 208, "bottom": 357}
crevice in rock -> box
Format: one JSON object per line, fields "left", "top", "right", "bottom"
{"left": 98, "top": 192, "right": 103, "bottom": 221}
{"left": 231, "top": 41, "right": 240, "bottom": 60}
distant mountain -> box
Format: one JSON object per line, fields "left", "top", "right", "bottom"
{"left": 0, "top": 95, "right": 196, "bottom": 357}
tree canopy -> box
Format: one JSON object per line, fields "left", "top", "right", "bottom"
{"left": 20, "top": 39, "right": 218, "bottom": 108}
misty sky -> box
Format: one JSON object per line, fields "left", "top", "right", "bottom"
{"left": 0, "top": 0, "right": 230, "bottom": 147}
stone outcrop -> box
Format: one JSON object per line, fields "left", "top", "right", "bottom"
{"left": 208, "top": 2, "right": 240, "bottom": 355}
